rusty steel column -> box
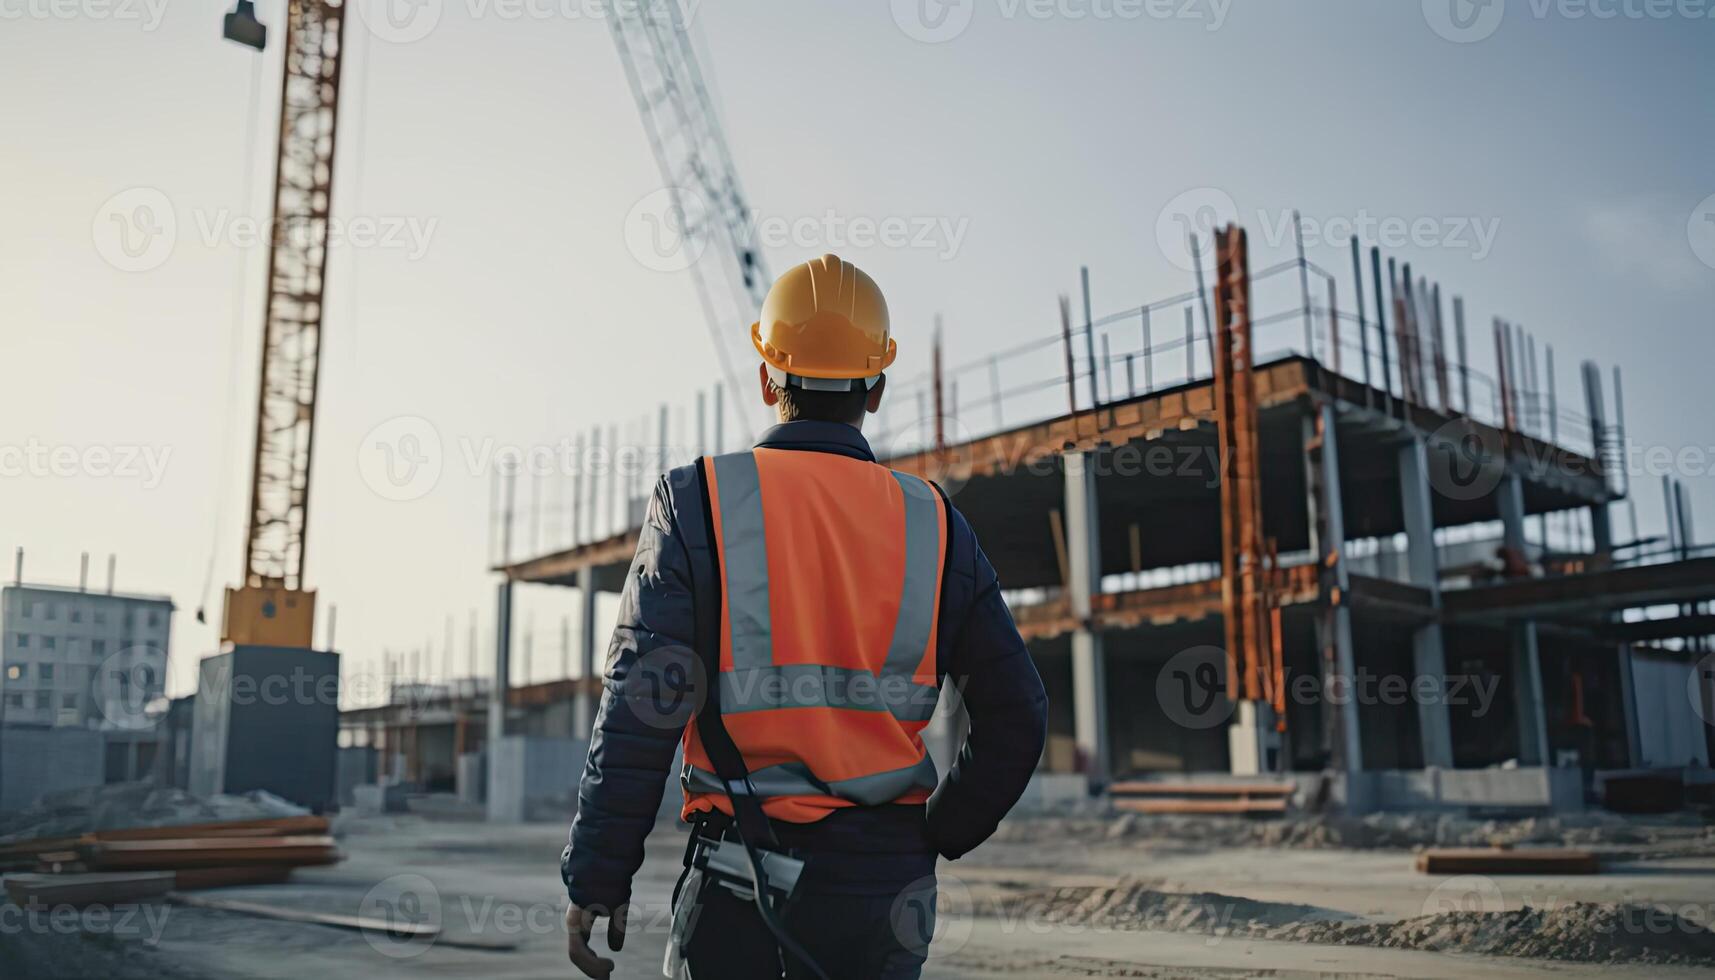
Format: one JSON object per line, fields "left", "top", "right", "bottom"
{"left": 1211, "top": 226, "right": 1271, "bottom": 706}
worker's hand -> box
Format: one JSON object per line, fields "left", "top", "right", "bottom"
{"left": 565, "top": 901, "right": 626, "bottom": 978}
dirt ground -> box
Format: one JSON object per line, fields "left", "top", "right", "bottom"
{"left": 5, "top": 809, "right": 1715, "bottom": 979}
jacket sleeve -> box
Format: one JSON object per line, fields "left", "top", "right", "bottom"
{"left": 561, "top": 474, "right": 699, "bottom": 912}
{"left": 924, "top": 504, "right": 1049, "bottom": 860}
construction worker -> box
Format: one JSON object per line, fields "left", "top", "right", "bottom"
{"left": 562, "top": 254, "right": 1048, "bottom": 979}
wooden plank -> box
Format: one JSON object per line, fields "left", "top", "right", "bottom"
{"left": 3, "top": 871, "right": 174, "bottom": 908}
{"left": 83, "top": 835, "right": 340, "bottom": 871}
{"left": 93, "top": 816, "right": 330, "bottom": 842}
{"left": 0, "top": 815, "right": 328, "bottom": 864}
{"left": 1114, "top": 798, "right": 1288, "bottom": 815}
{"left": 168, "top": 892, "right": 520, "bottom": 951}
{"left": 1110, "top": 781, "right": 1293, "bottom": 797}
{"left": 1415, "top": 848, "right": 1599, "bottom": 875}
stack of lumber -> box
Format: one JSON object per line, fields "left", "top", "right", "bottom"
{"left": 1109, "top": 780, "right": 1295, "bottom": 816}
{"left": 2, "top": 814, "right": 338, "bottom": 891}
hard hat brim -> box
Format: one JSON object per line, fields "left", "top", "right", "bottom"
{"left": 751, "top": 321, "right": 897, "bottom": 380}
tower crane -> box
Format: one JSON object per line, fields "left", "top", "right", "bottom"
{"left": 218, "top": 0, "right": 347, "bottom": 648}
{"left": 206, "top": 0, "right": 755, "bottom": 650}
{"left": 606, "top": 0, "right": 770, "bottom": 434}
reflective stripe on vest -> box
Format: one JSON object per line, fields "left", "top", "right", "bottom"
{"left": 683, "top": 448, "right": 947, "bottom": 822}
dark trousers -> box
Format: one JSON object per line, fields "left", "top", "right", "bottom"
{"left": 683, "top": 876, "right": 936, "bottom": 980}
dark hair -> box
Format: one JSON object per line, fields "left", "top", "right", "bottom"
{"left": 772, "top": 379, "right": 871, "bottom": 425}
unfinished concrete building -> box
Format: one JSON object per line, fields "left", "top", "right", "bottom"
{"left": 367, "top": 225, "right": 1714, "bottom": 818}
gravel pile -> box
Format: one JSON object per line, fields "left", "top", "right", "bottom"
{"left": 1271, "top": 901, "right": 1715, "bottom": 967}
{"left": 1000, "top": 878, "right": 1715, "bottom": 967}
{"left": 996, "top": 810, "right": 1715, "bottom": 858}
{"left": 999, "top": 879, "right": 1349, "bottom": 936}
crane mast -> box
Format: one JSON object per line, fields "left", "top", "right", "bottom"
{"left": 223, "top": 0, "right": 347, "bottom": 648}
{"left": 606, "top": 0, "right": 768, "bottom": 429}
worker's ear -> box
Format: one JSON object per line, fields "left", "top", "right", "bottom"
{"left": 759, "top": 363, "right": 780, "bottom": 408}
{"left": 864, "top": 374, "right": 886, "bottom": 415}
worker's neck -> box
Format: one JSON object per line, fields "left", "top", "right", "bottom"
{"left": 776, "top": 414, "right": 864, "bottom": 432}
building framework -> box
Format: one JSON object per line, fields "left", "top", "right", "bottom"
{"left": 361, "top": 224, "right": 1715, "bottom": 815}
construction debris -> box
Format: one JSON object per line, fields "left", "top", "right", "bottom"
{"left": 0, "top": 782, "right": 310, "bottom": 847}
{"left": 0, "top": 782, "right": 339, "bottom": 904}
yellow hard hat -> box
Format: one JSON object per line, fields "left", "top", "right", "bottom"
{"left": 752, "top": 254, "right": 896, "bottom": 391}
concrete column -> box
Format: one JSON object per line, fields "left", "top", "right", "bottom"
{"left": 1228, "top": 701, "right": 1279, "bottom": 777}
{"left": 573, "top": 565, "right": 600, "bottom": 736}
{"left": 1588, "top": 502, "right": 1641, "bottom": 765}
{"left": 1398, "top": 435, "right": 1454, "bottom": 768}
{"left": 1590, "top": 504, "right": 1614, "bottom": 556}
{"left": 1064, "top": 451, "right": 1108, "bottom": 788}
{"left": 1305, "top": 405, "right": 1363, "bottom": 775}
{"left": 486, "top": 578, "right": 514, "bottom": 820}
{"left": 1498, "top": 473, "right": 1550, "bottom": 765}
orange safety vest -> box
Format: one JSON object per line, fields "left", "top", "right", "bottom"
{"left": 681, "top": 448, "right": 948, "bottom": 824}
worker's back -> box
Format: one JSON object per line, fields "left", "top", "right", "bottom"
{"left": 682, "top": 447, "right": 948, "bottom": 825}
{"left": 562, "top": 254, "right": 1047, "bottom": 980}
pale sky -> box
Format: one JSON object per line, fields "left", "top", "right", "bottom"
{"left": 3, "top": 0, "right": 1711, "bottom": 703}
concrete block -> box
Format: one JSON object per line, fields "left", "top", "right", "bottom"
{"left": 336, "top": 747, "right": 377, "bottom": 807}
{"left": 352, "top": 782, "right": 408, "bottom": 814}
{"left": 487, "top": 736, "right": 586, "bottom": 823}
{"left": 457, "top": 751, "right": 485, "bottom": 805}
{"left": 0, "top": 727, "right": 105, "bottom": 812}
{"left": 1010, "top": 773, "right": 1090, "bottom": 814}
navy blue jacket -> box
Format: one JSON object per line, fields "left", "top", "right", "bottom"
{"left": 562, "top": 421, "right": 1047, "bottom": 911}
